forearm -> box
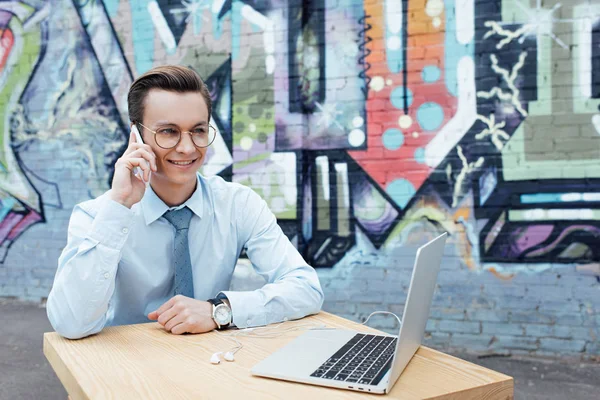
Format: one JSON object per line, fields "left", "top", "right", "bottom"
{"left": 220, "top": 264, "right": 324, "bottom": 328}
{"left": 47, "top": 199, "right": 134, "bottom": 339}
{"left": 47, "top": 244, "right": 121, "bottom": 339}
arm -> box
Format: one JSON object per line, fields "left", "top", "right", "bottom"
{"left": 46, "top": 199, "right": 135, "bottom": 339}
{"left": 219, "top": 189, "right": 324, "bottom": 328}
{"left": 47, "top": 127, "right": 156, "bottom": 339}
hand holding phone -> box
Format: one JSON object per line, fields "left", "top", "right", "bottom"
{"left": 109, "top": 125, "right": 157, "bottom": 208}
{"left": 132, "top": 125, "right": 151, "bottom": 186}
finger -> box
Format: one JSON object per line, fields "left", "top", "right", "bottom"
{"left": 128, "top": 148, "right": 157, "bottom": 172}
{"left": 127, "top": 157, "right": 152, "bottom": 179}
{"left": 157, "top": 305, "right": 180, "bottom": 327}
{"left": 148, "top": 310, "right": 158, "bottom": 320}
{"left": 129, "top": 130, "right": 136, "bottom": 145}
{"left": 124, "top": 142, "right": 146, "bottom": 156}
{"left": 170, "top": 321, "right": 190, "bottom": 335}
{"left": 165, "top": 312, "right": 188, "bottom": 332}
{"left": 153, "top": 297, "right": 176, "bottom": 318}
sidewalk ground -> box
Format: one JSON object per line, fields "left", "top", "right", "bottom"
{"left": 1, "top": 298, "right": 598, "bottom": 399}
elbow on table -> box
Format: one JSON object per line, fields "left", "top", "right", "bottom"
{"left": 46, "top": 300, "right": 103, "bottom": 340}
{"left": 310, "top": 282, "right": 325, "bottom": 315}
{"left": 49, "top": 317, "right": 103, "bottom": 340}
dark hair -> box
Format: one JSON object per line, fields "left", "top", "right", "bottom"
{"left": 127, "top": 65, "right": 212, "bottom": 126}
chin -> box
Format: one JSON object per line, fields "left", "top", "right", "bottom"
{"left": 170, "top": 171, "right": 199, "bottom": 184}
{"left": 154, "top": 170, "right": 199, "bottom": 186}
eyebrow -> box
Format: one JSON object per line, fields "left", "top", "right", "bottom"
{"left": 154, "top": 121, "right": 208, "bottom": 127}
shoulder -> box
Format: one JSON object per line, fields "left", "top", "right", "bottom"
{"left": 200, "top": 174, "right": 260, "bottom": 205}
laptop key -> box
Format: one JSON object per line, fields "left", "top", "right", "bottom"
{"left": 324, "top": 370, "right": 338, "bottom": 379}
{"left": 358, "top": 378, "right": 372, "bottom": 385}
{"left": 334, "top": 374, "right": 348, "bottom": 381}
{"left": 346, "top": 377, "right": 359, "bottom": 383}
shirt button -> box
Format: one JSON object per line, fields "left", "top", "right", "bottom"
{"left": 122, "top": 228, "right": 129, "bottom": 234}
{"left": 247, "top": 319, "right": 251, "bottom": 326}
{"left": 104, "top": 272, "right": 110, "bottom": 279}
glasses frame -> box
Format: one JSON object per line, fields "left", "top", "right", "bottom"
{"left": 136, "top": 121, "right": 217, "bottom": 149}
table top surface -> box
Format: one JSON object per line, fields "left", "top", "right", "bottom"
{"left": 44, "top": 312, "right": 513, "bottom": 400}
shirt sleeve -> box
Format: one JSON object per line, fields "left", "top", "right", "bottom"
{"left": 46, "top": 198, "right": 135, "bottom": 339}
{"left": 218, "top": 188, "right": 324, "bottom": 328}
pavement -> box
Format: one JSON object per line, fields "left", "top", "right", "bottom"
{"left": 1, "top": 298, "right": 599, "bottom": 399}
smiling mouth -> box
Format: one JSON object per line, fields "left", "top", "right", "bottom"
{"left": 168, "top": 159, "right": 197, "bottom": 166}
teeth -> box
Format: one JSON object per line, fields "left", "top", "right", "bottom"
{"left": 171, "top": 160, "right": 194, "bottom": 165}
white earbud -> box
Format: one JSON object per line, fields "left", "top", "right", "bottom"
{"left": 210, "top": 352, "right": 222, "bottom": 364}
{"left": 224, "top": 351, "right": 235, "bottom": 362}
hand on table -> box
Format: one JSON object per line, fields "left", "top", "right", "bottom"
{"left": 148, "top": 295, "right": 217, "bottom": 334}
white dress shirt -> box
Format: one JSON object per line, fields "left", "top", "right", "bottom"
{"left": 47, "top": 174, "right": 324, "bottom": 339}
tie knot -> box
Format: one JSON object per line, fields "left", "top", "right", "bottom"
{"left": 163, "top": 207, "right": 194, "bottom": 231}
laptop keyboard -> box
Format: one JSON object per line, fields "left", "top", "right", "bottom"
{"left": 310, "top": 333, "right": 397, "bottom": 386}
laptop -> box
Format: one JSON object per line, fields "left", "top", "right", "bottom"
{"left": 251, "top": 232, "right": 447, "bottom": 394}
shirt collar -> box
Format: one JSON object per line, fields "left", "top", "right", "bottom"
{"left": 140, "top": 174, "right": 204, "bottom": 225}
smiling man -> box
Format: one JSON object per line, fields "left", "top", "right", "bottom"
{"left": 47, "top": 65, "right": 324, "bottom": 339}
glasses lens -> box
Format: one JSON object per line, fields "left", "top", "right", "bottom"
{"left": 155, "top": 127, "right": 181, "bottom": 148}
{"left": 191, "top": 126, "right": 216, "bottom": 148}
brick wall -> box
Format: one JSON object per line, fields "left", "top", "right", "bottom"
{"left": 0, "top": 0, "right": 599, "bottom": 357}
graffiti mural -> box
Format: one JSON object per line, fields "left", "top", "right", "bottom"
{"left": 1, "top": 0, "right": 600, "bottom": 277}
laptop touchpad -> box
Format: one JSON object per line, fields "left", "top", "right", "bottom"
{"left": 252, "top": 329, "right": 358, "bottom": 377}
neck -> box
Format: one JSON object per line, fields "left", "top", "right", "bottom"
{"left": 150, "top": 175, "right": 197, "bottom": 207}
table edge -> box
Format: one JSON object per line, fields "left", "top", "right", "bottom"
{"left": 43, "top": 332, "right": 89, "bottom": 400}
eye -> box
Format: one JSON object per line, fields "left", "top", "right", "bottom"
{"left": 158, "top": 128, "right": 177, "bottom": 135}
{"left": 193, "top": 127, "right": 207, "bottom": 134}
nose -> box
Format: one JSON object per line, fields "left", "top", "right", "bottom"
{"left": 175, "top": 132, "right": 197, "bottom": 155}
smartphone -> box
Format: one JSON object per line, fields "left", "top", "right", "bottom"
{"left": 131, "top": 125, "right": 150, "bottom": 186}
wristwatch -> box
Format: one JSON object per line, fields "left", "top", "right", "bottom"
{"left": 207, "top": 298, "right": 232, "bottom": 330}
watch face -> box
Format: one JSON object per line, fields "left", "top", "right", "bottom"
{"left": 214, "top": 304, "right": 231, "bottom": 325}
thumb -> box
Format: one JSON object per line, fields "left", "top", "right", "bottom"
{"left": 129, "top": 128, "right": 136, "bottom": 144}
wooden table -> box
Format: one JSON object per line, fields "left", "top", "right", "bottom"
{"left": 44, "top": 312, "right": 513, "bottom": 399}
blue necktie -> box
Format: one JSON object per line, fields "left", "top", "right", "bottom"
{"left": 163, "top": 207, "right": 194, "bottom": 298}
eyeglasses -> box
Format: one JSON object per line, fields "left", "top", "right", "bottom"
{"left": 136, "top": 122, "right": 217, "bottom": 149}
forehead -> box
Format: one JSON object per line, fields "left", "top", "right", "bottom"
{"left": 143, "top": 89, "right": 209, "bottom": 125}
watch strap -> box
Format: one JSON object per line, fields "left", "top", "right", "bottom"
{"left": 207, "top": 298, "right": 223, "bottom": 307}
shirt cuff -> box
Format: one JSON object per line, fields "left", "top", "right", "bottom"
{"left": 217, "top": 290, "right": 267, "bottom": 329}
{"left": 88, "top": 199, "right": 135, "bottom": 250}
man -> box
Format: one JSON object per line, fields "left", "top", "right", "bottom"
{"left": 47, "top": 65, "right": 324, "bottom": 339}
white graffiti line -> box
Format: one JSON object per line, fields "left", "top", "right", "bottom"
{"left": 425, "top": 56, "right": 477, "bottom": 169}
{"left": 475, "top": 113, "right": 510, "bottom": 150}
{"left": 148, "top": 1, "right": 176, "bottom": 52}
{"left": 170, "top": 0, "right": 211, "bottom": 23}
{"left": 483, "top": 21, "right": 532, "bottom": 49}
{"left": 452, "top": 145, "right": 484, "bottom": 208}
{"left": 512, "top": 0, "right": 575, "bottom": 49}
{"left": 485, "top": 1, "right": 576, "bottom": 52}
{"left": 477, "top": 52, "right": 528, "bottom": 117}
{"left": 456, "top": 0, "right": 475, "bottom": 44}
{"left": 314, "top": 102, "right": 343, "bottom": 130}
